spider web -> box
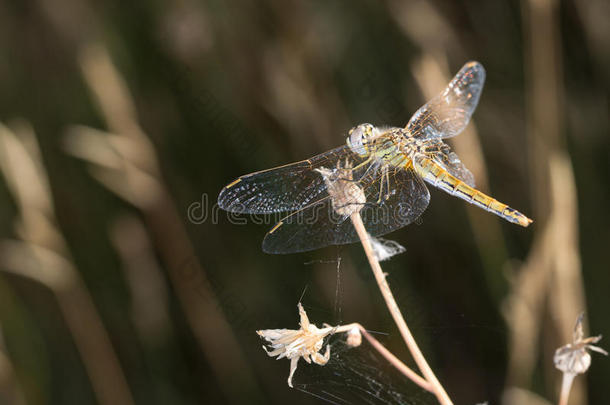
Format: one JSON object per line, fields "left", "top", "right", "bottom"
{"left": 292, "top": 335, "right": 436, "bottom": 405}
{"left": 295, "top": 255, "right": 435, "bottom": 405}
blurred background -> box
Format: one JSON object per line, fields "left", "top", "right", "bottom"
{"left": 0, "top": 0, "right": 608, "bottom": 404}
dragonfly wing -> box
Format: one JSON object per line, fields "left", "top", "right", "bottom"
{"left": 218, "top": 145, "right": 362, "bottom": 214}
{"left": 443, "top": 152, "right": 475, "bottom": 187}
{"left": 262, "top": 166, "right": 430, "bottom": 254}
{"left": 407, "top": 61, "right": 486, "bottom": 140}
{"left": 433, "top": 148, "right": 475, "bottom": 187}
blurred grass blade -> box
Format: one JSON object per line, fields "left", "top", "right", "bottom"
{"left": 0, "top": 122, "right": 136, "bottom": 405}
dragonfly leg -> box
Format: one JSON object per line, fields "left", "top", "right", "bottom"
{"left": 376, "top": 165, "right": 392, "bottom": 204}
{"left": 385, "top": 169, "right": 392, "bottom": 200}
{"left": 351, "top": 156, "right": 373, "bottom": 172}
{"left": 377, "top": 167, "right": 385, "bottom": 204}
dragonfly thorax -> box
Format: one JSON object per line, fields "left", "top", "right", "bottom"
{"left": 346, "top": 123, "right": 378, "bottom": 157}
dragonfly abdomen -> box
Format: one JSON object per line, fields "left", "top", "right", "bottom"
{"left": 414, "top": 156, "right": 532, "bottom": 227}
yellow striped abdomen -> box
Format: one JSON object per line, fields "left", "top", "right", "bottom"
{"left": 413, "top": 156, "right": 532, "bottom": 227}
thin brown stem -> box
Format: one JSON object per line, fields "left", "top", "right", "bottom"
{"left": 56, "top": 280, "right": 135, "bottom": 405}
{"left": 73, "top": 44, "right": 263, "bottom": 404}
{"left": 558, "top": 373, "right": 574, "bottom": 405}
{"left": 334, "top": 323, "right": 432, "bottom": 392}
{"left": 350, "top": 213, "right": 453, "bottom": 405}
{"left": 0, "top": 123, "right": 136, "bottom": 405}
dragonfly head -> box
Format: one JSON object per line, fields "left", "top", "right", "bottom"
{"left": 346, "top": 123, "right": 376, "bottom": 157}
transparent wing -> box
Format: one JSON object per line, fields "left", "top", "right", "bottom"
{"left": 439, "top": 151, "right": 475, "bottom": 187}
{"left": 262, "top": 166, "right": 430, "bottom": 254}
{"left": 426, "top": 141, "right": 475, "bottom": 187}
{"left": 218, "top": 145, "right": 367, "bottom": 214}
{"left": 407, "top": 61, "right": 486, "bottom": 140}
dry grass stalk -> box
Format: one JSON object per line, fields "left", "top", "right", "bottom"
{"left": 392, "top": 1, "right": 589, "bottom": 403}
{"left": 502, "top": 154, "right": 585, "bottom": 390}
{"left": 0, "top": 330, "right": 26, "bottom": 405}
{"left": 109, "top": 215, "right": 171, "bottom": 346}
{"left": 0, "top": 122, "right": 135, "bottom": 405}
{"left": 500, "top": 1, "right": 588, "bottom": 403}
{"left": 66, "top": 42, "right": 261, "bottom": 403}
{"left": 351, "top": 213, "right": 453, "bottom": 405}
{"left": 314, "top": 163, "right": 454, "bottom": 404}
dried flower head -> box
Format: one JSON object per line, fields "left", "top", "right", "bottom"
{"left": 315, "top": 159, "right": 365, "bottom": 217}
{"left": 346, "top": 326, "right": 362, "bottom": 347}
{"left": 257, "top": 303, "right": 333, "bottom": 388}
{"left": 554, "top": 312, "right": 607, "bottom": 376}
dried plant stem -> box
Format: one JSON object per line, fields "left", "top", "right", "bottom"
{"left": 558, "top": 373, "right": 574, "bottom": 405}
{"left": 56, "top": 280, "right": 135, "bottom": 405}
{"left": 350, "top": 213, "right": 453, "bottom": 405}
{"left": 0, "top": 123, "right": 135, "bottom": 405}
{"left": 70, "top": 43, "right": 263, "bottom": 404}
{"left": 334, "top": 323, "right": 432, "bottom": 392}
{"left": 0, "top": 248, "right": 136, "bottom": 405}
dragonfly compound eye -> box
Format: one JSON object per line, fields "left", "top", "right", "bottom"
{"left": 347, "top": 123, "right": 374, "bottom": 156}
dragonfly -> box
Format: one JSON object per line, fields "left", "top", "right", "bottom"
{"left": 218, "top": 61, "right": 532, "bottom": 254}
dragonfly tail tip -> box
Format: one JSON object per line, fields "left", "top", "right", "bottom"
{"left": 518, "top": 216, "right": 533, "bottom": 227}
